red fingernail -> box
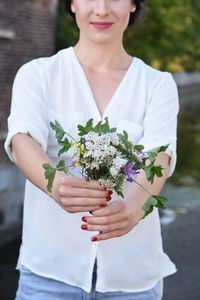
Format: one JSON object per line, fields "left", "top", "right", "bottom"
{"left": 99, "top": 204, "right": 105, "bottom": 208}
{"left": 82, "top": 216, "right": 87, "bottom": 222}
{"left": 89, "top": 211, "right": 94, "bottom": 215}
{"left": 106, "top": 196, "right": 112, "bottom": 201}
{"left": 81, "top": 224, "right": 88, "bottom": 230}
{"left": 104, "top": 187, "right": 107, "bottom": 190}
{"left": 91, "top": 236, "right": 98, "bottom": 242}
{"left": 108, "top": 191, "right": 113, "bottom": 195}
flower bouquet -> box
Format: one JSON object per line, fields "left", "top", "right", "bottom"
{"left": 43, "top": 117, "right": 168, "bottom": 217}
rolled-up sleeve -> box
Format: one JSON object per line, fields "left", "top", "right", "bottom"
{"left": 139, "top": 73, "right": 179, "bottom": 177}
{"left": 4, "top": 60, "right": 48, "bottom": 161}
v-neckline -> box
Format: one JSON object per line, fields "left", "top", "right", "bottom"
{"left": 70, "top": 46, "right": 136, "bottom": 121}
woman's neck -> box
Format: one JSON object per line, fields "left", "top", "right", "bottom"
{"left": 74, "top": 39, "right": 132, "bottom": 71}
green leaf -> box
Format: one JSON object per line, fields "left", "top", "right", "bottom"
{"left": 152, "top": 195, "right": 167, "bottom": 209}
{"left": 43, "top": 163, "right": 56, "bottom": 193}
{"left": 123, "top": 130, "right": 128, "bottom": 140}
{"left": 143, "top": 165, "right": 154, "bottom": 183}
{"left": 146, "top": 145, "right": 169, "bottom": 163}
{"left": 153, "top": 165, "right": 164, "bottom": 177}
{"left": 110, "top": 127, "right": 117, "bottom": 133}
{"left": 78, "top": 117, "right": 117, "bottom": 136}
{"left": 86, "top": 118, "right": 94, "bottom": 128}
{"left": 58, "top": 139, "right": 71, "bottom": 156}
{"left": 142, "top": 196, "right": 157, "bottom": 217}
{"left": 158, "top": 145, "right": 169, "bottom": 152}
{"left": 98, "top": 117, "right": 110, "bottom": 133}
{"left": 50, "top": 120, "right": 65, "bottom": 142}
{"left": 78, "top": 118, "right": 94, "bottom": 136}
{"left": 142, "top": 194, "right": 167, "bottom": 218}
{"left": 116, "top": 190, "right": 124, "bottom": 198}
{"left": 143, "top": 165, "right": 164, "bottom": 183}
{"left": 134, "top": 144, "right": 144, "bottom": 152}
{"left": 56, "top": 160, "right": 66, "bottom": 171}
{"left": 94, "top": 120, "right": 102, "bottom": 132}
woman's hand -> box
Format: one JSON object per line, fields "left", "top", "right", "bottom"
{"left": 80, "top": 198, "right": 144, "bottom": 241}
{"left": 80, "top": 153, "right": 170, "bottom": 241}
{"left": 51, "top": 173, "right": 112, "bottom": 213}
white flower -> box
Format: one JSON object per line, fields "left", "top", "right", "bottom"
{"left": 110, "top": 133, "right": 120, "bottom": 145}
{"left": 68, "top": 146, "right": 80, "bottom": 160}
{"left": 85, "top": 132, "right": 99, "bottom": 141}
{"left": 98, "top": 178, "right": 115, "bottom": 190}
{"left": 110, "top": 166, "right": 120, "bottom": 177}
{"left": 90, "top": 161, "right": 100, "bottom": 170}
{"left": 85, "top": 141, "right": 94, "bottom": 150}
{"left": 113, "top": 156, "right": 128, "bottom": 168}
{"left": 109, "top": 157, "right": 128, "bottom": 177}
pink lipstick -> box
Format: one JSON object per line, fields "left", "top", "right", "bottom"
{"left": 91, "top": 22, "right": 113, "bottom": 30}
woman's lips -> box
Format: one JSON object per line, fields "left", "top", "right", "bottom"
{"left": 91, "top": 22, "right": 113, "bottom": 30}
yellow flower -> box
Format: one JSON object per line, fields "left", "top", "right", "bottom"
{"left": 74, "top": 161, "right": 81, "bottom": 166}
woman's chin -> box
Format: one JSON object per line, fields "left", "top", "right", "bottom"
{"left": 83, "top": 34, "right": 120, "bottom": 46}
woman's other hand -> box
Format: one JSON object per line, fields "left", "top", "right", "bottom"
{"left": 80, "top": 198, "right": 144, "bottom": 241}
{"left": 80, "top": 152, "right": 170, "bottom": 241}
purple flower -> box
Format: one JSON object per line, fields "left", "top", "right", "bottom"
{"left": 122, "top": 163, "right": 140, "bottom": 182}
{"left": 133, "top": 150, "right": 145, "bottom": 162}
{"left": 71, "top": 159, "right": 76, "bottom": 169}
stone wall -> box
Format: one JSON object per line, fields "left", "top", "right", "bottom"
{"left": 0, "top": 0, "right": 58, "bottom": 245}
{"left": 0, "top": 0, "right": 57, "bottom": 139}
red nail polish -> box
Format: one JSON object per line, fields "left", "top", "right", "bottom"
{"left": 99, "top": 204, "right": 105, "bottom": 208}
{"left": 104, "top": 187, "right": 107, "bottom": 190}
{"left": 81, "top": 224, "right": 87, "bottom": 230}
{"left": 108, "top": 191, "right": 113, "bottom": 195}
{"left": 106, "top": 196, "right": 112, "bottom": 201}
{"left": 82, "top": 216, "right": 87, "bottom": 222}
{"left": 89, "top": 211, "right": 94, "bottom": 215}
{"left": 91, "top": 236, "right": 98, "bottom": 242}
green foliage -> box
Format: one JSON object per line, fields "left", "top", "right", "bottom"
{"left": 56, "top": 0, "right": 200, "bottom": 72}
{"left": 125, "top": 0, "right": 200, "bottom": 72}
{"left": 56, "top": 0, "right": 79, "bottom": 50}
{"left": 114, "top": 173, "right": 126, "bottom": 198}
{"left": 50, "top": 120, "right": 71, "bottom": 156}
{"left": 43, "top": 160, "right": 69, "bottom": 193}
{"left": 50, "top": 120, "right": 65, "bottom": 142}
{"left": 142, "top": 195, "right": 167, "bottom": 217}
{"left": 78, "top": 117, "right": 117, "bottom": 136}
{"left": 43, "top": 163, "right": 56, "bottom": 192}
{"left": 143, "top": 145, "right": 168, "bottom": 183}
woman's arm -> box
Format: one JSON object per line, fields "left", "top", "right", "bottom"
{"left": 11, "top": 133, "right": 110, "bottom": 212}
{"left": 81, "top": 152, "right": 170, "bottom": 241}
{"left": 12, "top": 133, "right": 55, "bottom": 195}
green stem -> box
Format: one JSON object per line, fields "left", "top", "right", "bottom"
{"left": 68, "top": 172, "right": 75, "bottom": 177}
{"left": 56, "top": 166, "right": 75, "bottom": 177}
{"left": 132, "top": 179, "right": 152, "bottom": 197}
{"left": 56, "top": 166, "right": 68, "bottom": 171}
{"left": 64, "top": 131, "right": 77, "bottom": 141}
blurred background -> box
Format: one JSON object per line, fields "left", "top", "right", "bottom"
{"left": 0, "top": 0, "right": 200, "bottom": 299}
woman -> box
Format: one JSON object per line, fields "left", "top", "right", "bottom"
{"left": 4, "top": 0, "right": 179, "bottom": 299}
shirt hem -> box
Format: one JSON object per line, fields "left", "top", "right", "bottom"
{"left": 16, "top": 262, "right": 92, "bottom": 293}
{"left": 95, "top": 267, "right": 177, "bottom": 293}
{"left": 16, "top": 261, "right": 177, "bottom": 294}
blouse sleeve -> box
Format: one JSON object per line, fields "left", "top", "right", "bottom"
{"left": 138, "top": 73, "right": 179, "bottom": 177}
{"left": 4, "top": 60, "right": 49, "bottom": 161}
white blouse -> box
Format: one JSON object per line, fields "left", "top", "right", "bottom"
{"left": 4, "top": 47, "right": 179, "bottom": 293}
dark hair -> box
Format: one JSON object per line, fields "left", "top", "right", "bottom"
{"left": 65, "top": 0, "right": 145, "bottom": 27}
